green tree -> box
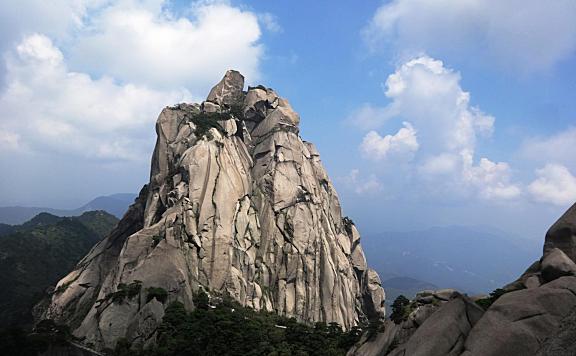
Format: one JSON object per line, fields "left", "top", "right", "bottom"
{"left": 390, "top": 295, "right": 411, "bottom": 324}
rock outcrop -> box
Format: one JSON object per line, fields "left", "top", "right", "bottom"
{"left": 350, "top": 202, "right": 576, "bottom": 356}
{"left": 348, "top": 290, "right": 483, "bottom": 356}
{"left": 43, "top": 71, "right": 385, "bottom": 351}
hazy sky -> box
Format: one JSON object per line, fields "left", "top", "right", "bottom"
{"left": 0, "top": 0, "right": 575, "bottom": 239}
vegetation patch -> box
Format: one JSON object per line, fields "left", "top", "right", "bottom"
{"left": 98, "top": 281, "right": 142, "bottom": 306}
{"left": 365, "top": 319, "right": 384, "bottom": 341}
{"left": 0, "top": 211, "right": 118, "bottom": 328}
{"left": 0, "top": 319, "right": 74, "bottom": 355}
{"left": 151, "top": 235, "right": 164, "bottom": 248}
{"left": 188, "top": 111, "right": 226, "bottom": 138}
{"left": 184, "top": 104, "right": 244, "bottom": 139}
{"left": 390, "top": 295, "right": 414, "bottom": 324}
{"left": 146, "top": 287, "right": 168, "bottom": 304}
{"left": 54, "top": 281, "right": 72, "bottom": 294}
{"left": 475, "top": 288, "right": 507, "bottom": 310}
{"left": 342, "top": 217, "right": 355, "bottom": 235}
{"left": 109, "top": 290, "right": 362, "bottom": 355}
{"left": 150, "top": 298, "right": 361, "bottom": 355}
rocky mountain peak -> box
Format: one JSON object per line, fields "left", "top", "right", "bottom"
{"left": 206, "top": 69, "right": 245, "bottom": 106}
{"left": 43, "top": 71, "right": 385, "bottom": 351}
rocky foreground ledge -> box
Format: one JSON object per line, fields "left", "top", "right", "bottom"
{"left": 41, "top": 71, "right": 385, "bottom": 351}
{"left": 349, "top": 202, "right": 576, "bottom": 356}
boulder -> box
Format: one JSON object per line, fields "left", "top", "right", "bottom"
{"left": 347, "top": 321, "right": 400, "bottom": 356}
{"left": 541, "top": 247, "right": 576, "bottom": 282}
{"left": 462, "top": 276, "right": 576, "bottom": 356}
{"left": 433, "top": 288, "right": 457, "bottom": 301}
{"left": 537, "top": 306, "right": 576, "bottom": 356}
{"left": 389, "top": 294, "right": 484, "bottom": 356}
{"left": 544, "top": 202, "right": 576, "bottom": 262}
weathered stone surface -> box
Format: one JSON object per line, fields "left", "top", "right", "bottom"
{"left": 44, "top": 72, "right": 384, "bottom": 351}
{"left": 537, "top": 305, "right": 576, "bottom": 356}
{"left": 206, "top": 70, "right": 245, "bottom": 106}
{"left": 462, "top": 276, "right": 576, "bottom": 356}
{"left": 348, "top": 289, "right": 456, "bottom": 356}
{"left": 434, "top": 288, "right": 457, "bottom": 301}
{"left": 347, "top": 321, "right": 400, "bottom": 356}
{"left": 503, "top": 260, "right": 541, "bottom": 292}
{"left": 541, "top": 247, "right": 576, "bottom": 282}
{"left": 390, "top": 294, "right": 484, "bottom": 356}
{"left": 544, "top": 202, "right": 576, "bottom": 261}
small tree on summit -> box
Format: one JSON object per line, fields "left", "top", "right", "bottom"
{"left": 390, "top": 295, "right": 410, "bottom": 324}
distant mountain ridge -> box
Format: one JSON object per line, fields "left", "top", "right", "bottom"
{"left": 0, "top": 193, "right": 137, "bottom": 224}
{"left": 351, "top": 203, "right": 576, "bottom": 356}
{"left": 363, "top": 225, "right": 541, "bottom": 294}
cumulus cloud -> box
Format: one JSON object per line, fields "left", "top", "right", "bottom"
{"left": 364, "top": 0, "right": 576, "bottom": 73}
{"left": 68, "top": 1, "right": 263, "bottom": 90}
{"left": 258, "top": 13, "right": 282, "bottom": 33}
{"left": 529, "top": 164, "right": 576, "bottom": 206}
{"left": 0, "top": 34, "right": 190, "bottom": 160}
{"left": 361, "top": 122, "right": 418, "bottom": 160}
{"left": 0, "top": 0, "right": 91, "bottom": 45}
{"left": 462, "top": 155, "right": 521, "bottom": 200}
{"left": 0, "top": 129, "right": 20, "bottom": 151}
{"left": 340, "top": 169, "right": 383, "bottom": 195}
{"left": 353, "top": 56, "right": 518, "bottom": 201}
{"left": 520, "top": 127, "right": 576, "bottom": 169}
{"left": 0, "top": 0, "right": 267, "bottom": 161}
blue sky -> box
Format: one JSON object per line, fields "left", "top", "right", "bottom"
{"left": 0, "top": 0, "right": 575, "bottom": 239}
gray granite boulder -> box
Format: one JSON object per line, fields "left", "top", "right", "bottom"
{"left": 541, "top": 247, "right": 576, "bottom": 282}
{"left": 544, "top": 202, "right": 576, "bottom": 262}
{"left": 462, "top": 276, "right": 576, "bottom": 356}
{"left": 390, "top": 294, "right": 484, "bottom": 356}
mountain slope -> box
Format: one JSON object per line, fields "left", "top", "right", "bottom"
{"left": 0, "top": 211, "right": 118, "bottom": 328}
{"left": 43, "top": 71, "right": 385, "bottom": 351}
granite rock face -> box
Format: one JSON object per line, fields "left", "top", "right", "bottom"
{"left": 347, "top": 291, "right": 482, "bottom": 356}
{"left": 43, "top": 71, "right": 385, "bottom": 350}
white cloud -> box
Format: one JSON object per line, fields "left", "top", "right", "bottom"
{"left": 0, "top": 34, "right": 190, "bottom": 160}
{"left": 351, "top": 57, "right": 494, "bottom": 153}
{"left": 419, "top": 153, "right": 458, "bottom": 175}
{"left": 364, "top": 0, "right": 576, "bottom": 73}
{"left": 520, "top": 127, "right": 576, "bottom": 169}
{"left": 340, "top": 169, "right": 383, "bottom": 195}
{"left": 0, "top": 129, "right": 20, "bottom": 152}
{"left": 0, "top": 1, "right": 267, "bottom": 161}
{"left": 346, "top": 103, "right": 395, "bottom": 131}
{"left": 68, "top": 1, "right": 263, "bottom": 90}
{"left": 0, "top": 0, "right": 90, "bottom": 45}
{"left": 463, "top": 155, "right": 521, "bottom": 200}
{"left": 353, "top": 55, "right": 518, "bottom": 201}
{"left": 258, "top": 13, "right": 282, "bottom": 33}
{"left": 361, "top": 122, "right": 418, "bottom": 160}
{"left": 529, "top": 164, "right": 576, "bottom": 206}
